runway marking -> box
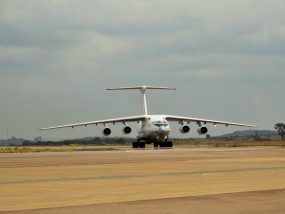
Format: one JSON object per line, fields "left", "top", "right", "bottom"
{"left": 1, "top": 166, "right": 285, "bottom": 185}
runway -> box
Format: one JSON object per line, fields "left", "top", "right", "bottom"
{"left": 1, "top": 147, "right": 285, "bottom": 213}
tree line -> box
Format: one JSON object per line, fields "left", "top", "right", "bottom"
{"left": 274, "top": 123, "right": 285, "bottom": 141}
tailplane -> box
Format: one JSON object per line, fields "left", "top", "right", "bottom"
{"left": 107, "top": 86, "right": 176, "bottom": 115}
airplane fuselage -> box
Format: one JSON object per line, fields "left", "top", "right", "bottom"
{"left": 137, "top": 115, "right": 171, "bottom": 143}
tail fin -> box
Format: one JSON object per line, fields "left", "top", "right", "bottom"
{"left": 107, "top": 86, "right": 176, "bottom": 115}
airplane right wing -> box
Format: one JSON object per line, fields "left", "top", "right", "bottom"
{"left": 164, "top": 115, "right": 257, "bottom": 128}
{"left": 40, "top": 115, "right": 148, "bottom": 130}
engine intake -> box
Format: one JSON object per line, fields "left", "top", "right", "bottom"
{"left": 103, "top": 127, "right": 111, "bottom": 136}
{"left": 197, "top": 126, "right": 208, "bottom": 135}
{"left": 180, "top": 125, "right": 190, "bottom": 134}
{"left": 123, "top": 126, "right": 132, "bottom": 134}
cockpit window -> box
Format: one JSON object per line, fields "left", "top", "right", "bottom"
{"left": 153, "top": 120, "right": 169, "bottom": 127}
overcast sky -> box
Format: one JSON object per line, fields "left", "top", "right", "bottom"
{"left": 0, "top": 0, "right": 284, "bottom": 140}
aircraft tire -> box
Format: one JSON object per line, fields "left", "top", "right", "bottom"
{"left": 132, "top": 142, "right": 139, "bottom": 148}
{"left": 167, "top": 141, "right": 173, "bottom": 148}
{"left": 139, "top": 142, "right": 145, "bottom": 148}
{"left": 154, "top": 143, "right": 159, "bottom": 149}
{"left": 159, "top": 141, "right": 173, "bottom": 148}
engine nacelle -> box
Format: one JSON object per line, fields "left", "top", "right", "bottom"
{"left": 179, "top": 125, "right": 190, "bottom": 134}
{"left": 122, "top": 126, "right": 132, "bottom": 134}
{"left": 103, "top": 127, "right": 111, "bottom": 136}
{"left": 197, "top": 126, "right": 208, "bottom": 135}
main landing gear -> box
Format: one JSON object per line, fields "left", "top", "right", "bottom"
{"left": 132, "top": 142, "right": 145, "bottom": 148}
{"left": 159, "top": 141, "right": 173, "bottom": 148}
{"left": 132, "top": 141, "right": 173, "bottom": 149}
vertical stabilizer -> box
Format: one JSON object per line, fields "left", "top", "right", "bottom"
{"left": 107, "top": 86, "right": 176, "bottom": 115}
{"left": 140, "top": 86, "right": 148, "bottom": 115}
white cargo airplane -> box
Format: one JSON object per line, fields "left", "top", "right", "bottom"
{"left": 40, "top": 86, "right": 256, "bottom": 148}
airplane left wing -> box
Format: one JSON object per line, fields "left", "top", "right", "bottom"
{"left": 164, "top": 115, "right": 257, "bottom": 128}
{"left": 40, "top": 115, "right": 148, "bottom": 130}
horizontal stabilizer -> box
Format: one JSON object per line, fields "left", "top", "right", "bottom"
{"left": 106, "top": 86, "right": 175, "bottom": 115}
{"left": 107, "top": 86, "right": 176, "bottom": 90}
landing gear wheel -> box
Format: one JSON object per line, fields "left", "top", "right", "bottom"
{"left": 154, "top": 143, "right": 159, "bottom": 149}
{"left": 167, "top": 141, "right": 173, "bottom": 148}
{"left": 132, "top": 142, "right": 139, "bottom": 148}
{"left": 133, "top": 142, "right": 145, "bottom": 149}
{"left": 159, "top": 141, "right": 173, "bottom": 148}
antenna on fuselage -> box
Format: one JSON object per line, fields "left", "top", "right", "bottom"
{"left": 107, "top": 86, "right": 176, "bottom": 115}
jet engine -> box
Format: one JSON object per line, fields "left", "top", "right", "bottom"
{"left": 122, "top": 126, "right": 132, "bottom": 134}
{"left": 179, "top": 125, "right": 190, "bottom": 134}
{"left": 197, "top": 126, "right": 208, "bottom": 135}
{"left": 103, "top": 127, "right": 111, "bottom": 136}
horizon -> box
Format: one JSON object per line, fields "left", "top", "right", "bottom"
{"left": 0, "top": 129, "right": 277, "bottom": 142}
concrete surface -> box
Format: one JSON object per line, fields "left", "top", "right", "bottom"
{"left": 1, "top": 147, "right": 285, "bottom": 213}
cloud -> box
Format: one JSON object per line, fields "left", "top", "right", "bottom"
{"left": 0, "top": 0, "right": 285, "bottom": 139}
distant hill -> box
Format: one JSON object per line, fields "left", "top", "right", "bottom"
{"left": 0, "top": 137, "right": 28, "bottom": 146}
{"left": 216, "top": 130, "right": 277, "bottom": 138}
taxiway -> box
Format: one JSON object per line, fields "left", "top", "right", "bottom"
{"left": 1, "top": 147, "right": 285, "bottom": 213}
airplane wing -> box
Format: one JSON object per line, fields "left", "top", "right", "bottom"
{"left": 164, "top": 115, "right": 257, "bottom": 128}
{"left": 40, "top": 115, "right": 147, "bottom": 130}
